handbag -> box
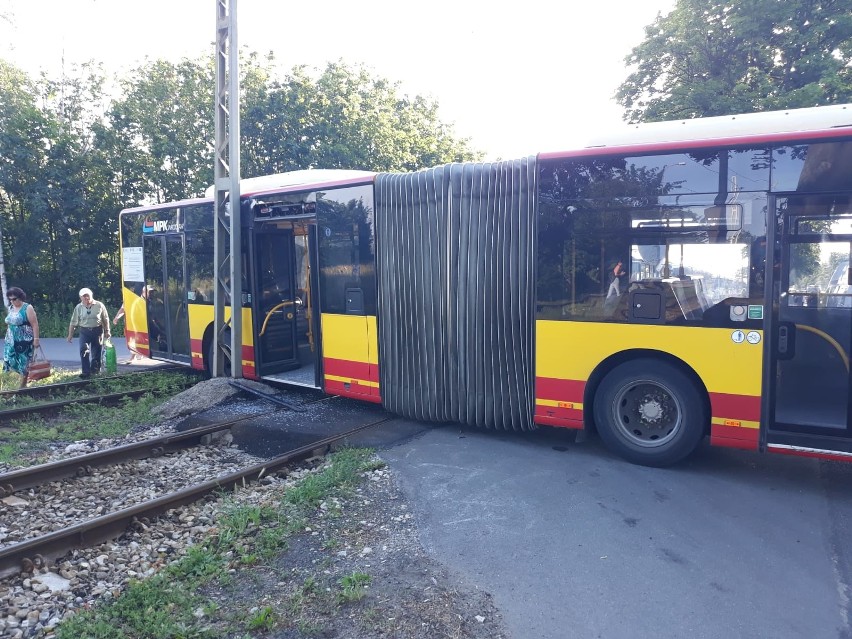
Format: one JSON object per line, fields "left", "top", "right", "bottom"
{"left": 26, "top": 346, "right": 51, "bottom": 381}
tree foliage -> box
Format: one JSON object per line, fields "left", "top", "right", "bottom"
{"left": 242, "top": 58, "right": 477, "bottom": 176}
{"left": 616, "top": 0, "right": 852, "bottom": 122}
{"left": 0, "top": 54, "right": 479, "bottom": 314}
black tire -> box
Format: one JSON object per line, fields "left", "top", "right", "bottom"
{"left": 205, "top": 331, "right": 232, "bottom": 377}
{"left": 593, "top": 359, "right": 706, "bottom": 467}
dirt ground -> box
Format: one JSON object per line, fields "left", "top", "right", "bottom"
{"left": 202, "top": 464, "right": 509, "bottom": 639}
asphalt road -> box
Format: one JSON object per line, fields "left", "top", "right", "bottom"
{"left": 380, "top": 424, "right": 852, "bottom": 639}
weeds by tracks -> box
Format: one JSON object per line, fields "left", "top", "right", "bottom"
{"left": 54, "top": 448, "right": 383, "bottom": 639}
{"left": 0, "top": 370, "right": 197, "bottom": 467}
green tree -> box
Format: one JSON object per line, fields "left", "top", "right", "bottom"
{"left": 0, "top": 60, "right": 50, "bottom": 299}
{"left": 39, "top": 63, "right": 120, "bottom": 303}
{"left": 0, "top": 53, "right": 479, "bottom": 318}
{"left": 0, "top": 60, "right": 127, "bottom": 309}
{"left": 109, "top": 56, "right": 480, "bottom": 200}
{"left": 242, "top": 59, "right": 479, "bottom": 177}
{"left": 107, "top": 57, "right": 216, "bottom": 203}
{"left": 616, "top": 0, "right": 852, "bottom": 122}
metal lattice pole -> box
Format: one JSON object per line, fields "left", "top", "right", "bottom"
{"left": 213, "top": 0, "right": 242, "bottom": 378}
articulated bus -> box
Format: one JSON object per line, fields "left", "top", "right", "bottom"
{"left": 119, "top": 103, "right": 852, "bottom": 466}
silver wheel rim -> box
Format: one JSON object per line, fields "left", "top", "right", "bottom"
{"left": 609, "top": 379, "right": 682, "bottom": 448}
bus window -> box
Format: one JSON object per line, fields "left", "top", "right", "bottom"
{"left": 631, "top": 241, "right": 749, "bottom": 305}
{"left": 186, "top": 229, "right": 214, "bottom": 303}
{"left": 185, "top": 204, "right": 215, "bottom": 304}
{"left": 316, "top": 185, "right": 376, "bottom": 315}
{"left": 538, "top": 153, "right": 768, "bottom": 324}
{"left": 537, "top": 200, "right": 750, "bottom": 323}
{"left": 772, "top": 142, "right": 852, "bottom": 193}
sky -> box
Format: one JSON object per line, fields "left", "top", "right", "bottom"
{"left": 0, "top": 0, "right": 676, "bottom": 161}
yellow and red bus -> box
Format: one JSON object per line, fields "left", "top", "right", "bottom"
{"left": 119, "top": 103, "right": 852, "bottom": 466}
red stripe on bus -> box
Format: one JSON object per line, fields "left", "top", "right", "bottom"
{"left": 533, "top": 410, "right": 584, "bottom": 430}
{"left": 323, "top": 357, "right": 379, "bottom": 383}
{"left": 237, "top": 343, "right": 257, "bottom": 379}
{"left": 540, "top": 128, "right": 852, "bottom": 160}
{"left": 190, "top": 338, "right": 204, "bottom": 370}
{"left": 125, "top": 330, "right": 149, "bottom": 347}
{"left": 709, "top": 392, "right": 761, "bottom": 422}
{"left": 535, "top": 403, "right": 584, "bottom": 422}
{"left": 324, "top": 378, "right": 382, "bottom": 403}
{"left": 710, "top": 424, "right": 759, "bottom": 450}
{"left": 125, "top": 330, "right": 150, "bottom": 356}
{"left": 768, "top": 446, "right": 852, "bottom": 463}
{"left": 535, "top": 377, "right": 585, "bottom": 403}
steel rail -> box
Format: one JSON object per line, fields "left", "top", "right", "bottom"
{"left": 0, "top": 416, "right": 393, "bottom": 579}
{"left": 0, "top": 408, "right": 280, "bottom": 496}
{"left": 0, "top": 389, "right": 157, "bottom": 422}
{"left": 0, "top": 365, "right": 186, "bottom": 402}
{"left": 0, "top": 376, "right": 199, "bottom": 422}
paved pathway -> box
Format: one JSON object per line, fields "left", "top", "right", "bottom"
{"left": 1, "top": 337, "right": 159, "bottom": 369}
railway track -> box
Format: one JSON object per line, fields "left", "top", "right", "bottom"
{"left": 0, "top": 412, "right": 392, "bottom": 579}
{"left": 0, "top": 368, "right": 198, "bottom": 423}
{"left": 0, "top": 365, "right": 185, "bottom": 403}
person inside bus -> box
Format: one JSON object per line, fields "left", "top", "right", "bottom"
{"left": 112, "top": 303, "right": 146, "bottom": 363}
{"left": 607, "top": 261, "right": 627, "bottom": 299}
{"left": 145, "top": 286, "right": 168, "bottom": 350}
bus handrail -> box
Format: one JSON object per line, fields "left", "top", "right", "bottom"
{"left": 259, "top": 300, "right": 297, "bottom": 336}
{"left": 796, "top": 324, "right": 850, "bottom": 373}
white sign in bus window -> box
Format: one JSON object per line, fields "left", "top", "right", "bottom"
{"left": 122, "top": 246, "right": 144, "bottom": 282}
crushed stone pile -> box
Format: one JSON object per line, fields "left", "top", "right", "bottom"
{"left": 152, "top": 377, "right": 275, "bottom": 419}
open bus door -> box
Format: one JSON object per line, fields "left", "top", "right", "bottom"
{"left": 252, "top": 228, "right": 300, "bottom": 376}
{"left": 768, "top": 195, "right": 852, "bottom": 453}
{"left": 251, "top": 224, "right": 319, "bottom": 385}
{"left": 143, "top": 234, "right": 191, "bottom": 363}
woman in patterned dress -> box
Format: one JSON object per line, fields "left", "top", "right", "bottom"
{"left": 3, "top": 287, "right": 40, "bottom": 388}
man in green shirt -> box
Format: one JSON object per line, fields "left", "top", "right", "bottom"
{"left": 67, "top": 287, "right": 111, "bottom": 378}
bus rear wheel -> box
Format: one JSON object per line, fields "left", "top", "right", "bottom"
{"left": 205, "top": 332, "right": 232, "bottom": 377}
{"left": 593, "top": 359, "right": 706, "bottom": 467}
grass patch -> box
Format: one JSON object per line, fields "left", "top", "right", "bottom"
{"left": 0, "top": 371, "right": 195, "bottom": 466}
{"left": 246, "top": 605, "right": 277, "bottom": 631}
{"left": 285, "top": 448, "right": 382, "bottom": 509}
{"left": 0, "top": 367, "right": 80, "bottom": 392}
{"left": 56, "top": 573, "right": 213, "bottom": 639}
{"left": 338, "top": 572, "right": 372, "bottom": 603}
{"left": 56, "top": 448, "right": 378, "bottom": 639}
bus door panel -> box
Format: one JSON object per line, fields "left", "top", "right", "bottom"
{"left": 166, "top": 235, "right": 191, "bottom": 359}
{"left": 253, "top": 229, "right": 299, "bottom": 375}
{"left": 771, "top": 196, "right": 852, "bottom": 437}
{"left": 142, "top": 234, "right": 191, "bottom": 363}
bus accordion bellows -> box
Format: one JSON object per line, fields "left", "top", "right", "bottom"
{"left": 119, "top": 103, "right": 852, "bottom": 466}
